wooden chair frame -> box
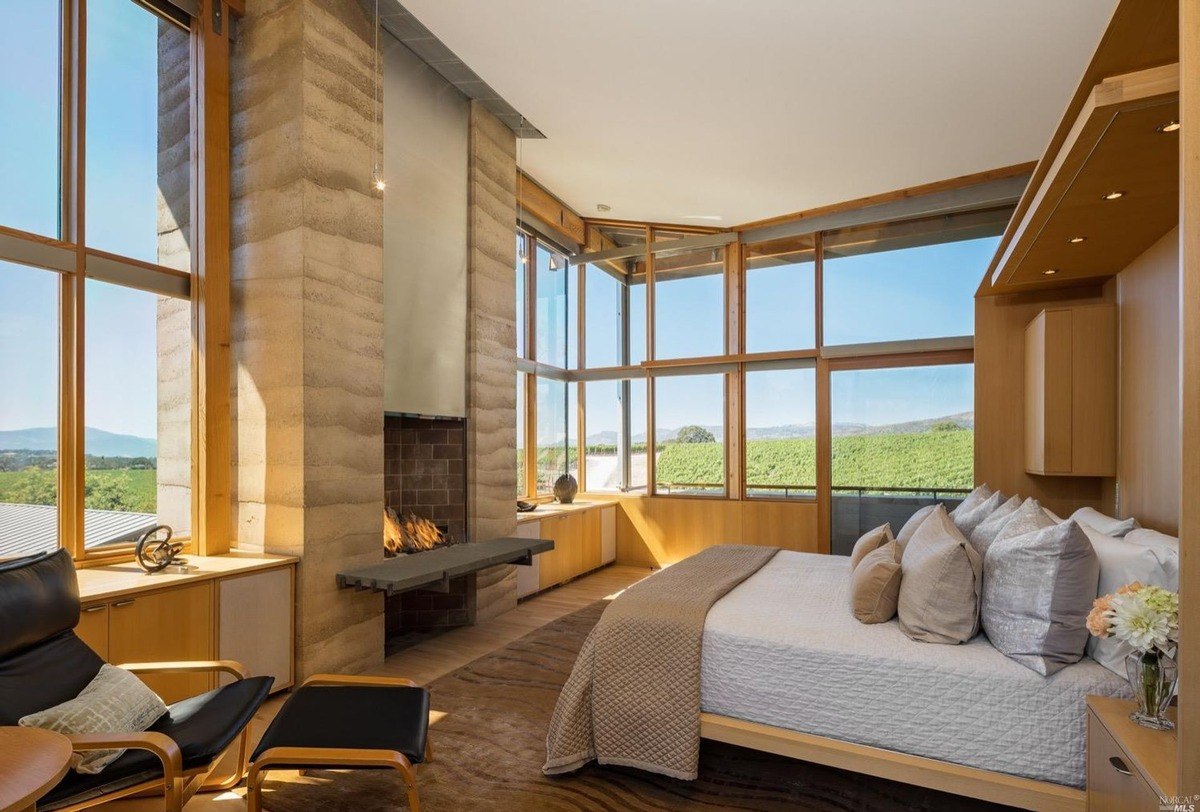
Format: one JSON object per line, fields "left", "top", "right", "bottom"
{"left": 246, "top": 673, "right": 432, "bottom": 812}
{"left": 52, "top": 659, "right": 253, "bottom": 812}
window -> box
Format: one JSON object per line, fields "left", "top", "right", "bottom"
{"left": 629, "top": 272, "right": 647, "bottom": 366}
{"left": 653, "top": 244, "right": 725, "bottom": 359}
{"left": 829, "top": 363, "right": 974, "bottom": 555}
{"left": 516, "top": 234, "right": 527, "bottom": 358}
{"left": 0, "top": 4, "right": 61, "bottom": 238}
{"left": 0, "top": 0, "right": 213, "bottom": 560}
{"left": 745, "top": 365, "right": 816, "bottom": 499}
{"left": 628, "top": 378, "right": 648, "bottom": 492}
{"left": 583, "top": 263, "right": 623, "bottom": 368}
{"left": 0, "top": 262, "right": 60, "bottom": 558}
{"left": 745, "top": 236, "right": 816, "bottom": 352}
{"left": 653, "top": 373, "right": 725, "bottom": 496}
{"left": 87, "top": 0, "right": 191, "bottom": 267}
{"left": 822, "top": 210, "right": 1007, "bottom": 346}
{"left": 516, "top": 372, "right": 526, "bottom": 495}
{"left": 536, "top": 377, "right": 569, "bottom": 493}
{"left": 583, "top": 377, "right": 647, "bottom": 493}
{"left": 535, "top": 242, "right": 569, "bottom": 367}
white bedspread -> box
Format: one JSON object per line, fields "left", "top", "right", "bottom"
{"left": 700, "top": 551, "right": 1130, "bottom": 787}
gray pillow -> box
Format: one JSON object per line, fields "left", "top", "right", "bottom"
{"left": 895, "top": 504, "right": 937, "bottom": 548}
{"left": 952, "top": 490, "right": 1004, "bottom": 538}
{"left": 897, "top": 505, "right": 983, "bottom": 644}
{"left": 968, "top": 495, "right": 1022, "bottom": 559}
{"left": 19, "top": 664, "right": 167, "bottom": 773}
{"left": 1070, "top": 507, "right": 1140, "bottom": 538}
{"left": 981, "top": 520, "right": 1100, "bottom": 675}
{"left": 994, "top": 497, "right": 1055, "bottom": 544}
{"left": 948, "top": 484, "right": 993, "bottom": 523}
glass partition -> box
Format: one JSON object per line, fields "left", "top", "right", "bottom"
{"left": 745, "top": 236, "right": 816, "bottom": 352}
{"left": 653, "top": 244, "right": 725, "bottom": 359}
{"left": 653, "top": 373, "right": 726, "bottom": 496}
{"left": 745, "top": 364, "right": 816, "bottom": 498}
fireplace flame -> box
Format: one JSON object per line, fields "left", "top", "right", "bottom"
{"left": 385, "top": 508, "right": 450, "bottom": 555}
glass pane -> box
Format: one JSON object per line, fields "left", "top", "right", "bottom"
{"left": 0, "top": 3, "right": 61, "bottom": 237}
{"left": 653, "top": 245, "right": 724, "bottom": 359}
{"left": 584, "top": 263, "right": 623, "bottom": 368}
{"left": 87, "top": 0, "right": 192, "bottom": 268}
{"left": 829, "top": 364, "right": 974, "bottom": 555}
{"left": 745, "top": 236, "right": 816, "bottom": 352}
{"left": 628, "top": 378, "right": 647, "bottom": 492}
{"left": 583, "top": 380, "right": 620, "bottom": 492}
{"left": 535, "top": 377, "right": 567, "bottom": 493}
{"left": 516, "top": 234, "right": 527, "bottom": 359}
{"left": 0, "top": 262, "right": 60, "bottom": 558}
{"left": 84, "top": 279, "right": 192, "bottom": 550}
{"left": 654, "top": 374, "right": 725, "bottom": 496}
{"left": 535, "top": 243, "right": 568, "bottom": 367}
{"left": 516, "top": 372, "right": 526, "bottom": 496}
{"left": 822, "top": 210, "right": 1009, "bottom": 346}
{"left": 745, "top": 366, "right": 816, "bottom": 499}
{"left": 567, "top": 383, "right": 579, "bottom": 483}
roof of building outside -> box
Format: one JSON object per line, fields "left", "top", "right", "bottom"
{"left": 0, "top": 502, "right": 159, "bottom": 558}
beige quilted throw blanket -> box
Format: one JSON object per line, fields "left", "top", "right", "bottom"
{"left": 543, "top": 544, "right": 779, "bottom": 780}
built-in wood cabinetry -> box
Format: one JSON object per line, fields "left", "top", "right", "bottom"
{"left": 515, "top": 503, "right": 617, "bottom": 598}
{"left": 74, "top": 556, "right": 297, "bottom": 703}
{"left": 1025, "top": 304, "right": 1117, "bottom": 476}
{"left": 1087, "top": 696, "right": 1176, "bottom": 811}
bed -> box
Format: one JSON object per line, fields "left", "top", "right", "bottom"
{"left": 698, "top": 550, "right": 1131, "bottom": 810}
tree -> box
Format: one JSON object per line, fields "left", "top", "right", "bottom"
{"left": 675, "top": 425, "right": 716, "bottom": 444}
{"left": 6, "top": 469, "right": 58, "bottom": 507}
{"left": 930, "top": 419, "right": 962, "bottom": 433}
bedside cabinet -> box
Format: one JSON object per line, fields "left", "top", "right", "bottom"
{"left": 1087, "top": 696, "right": 1177, "bottom": 811}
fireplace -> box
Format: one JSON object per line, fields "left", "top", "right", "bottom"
{"left": 384, "top": 413, "right": 473, "bottom": 653}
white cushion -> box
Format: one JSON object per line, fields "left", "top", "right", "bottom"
{"left": 19, "top": 664, "right": 167, "bottom": 774}
{"left": 982, "top": 520, "right": 1100, "bottom": 675}
{"left": 1070, "top": 507, "right": 1140, "bottom": 538}
{"left": 1081, "top": 525, "right": 1179, "bottom": 675}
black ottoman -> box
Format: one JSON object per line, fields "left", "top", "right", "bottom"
{"left": 247, "top": 674, "right": 431, "bottom": 812}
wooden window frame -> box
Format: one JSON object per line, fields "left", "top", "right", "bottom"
{"left": 0, "top": 0, "right": 233, "bottom": 563}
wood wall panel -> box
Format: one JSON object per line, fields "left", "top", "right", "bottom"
{"left": 974, "top": 286, "right": 1117, "bottom": 517}
{"left": 1116, "top": 227, "right": 1180, "bottom": 533}
{"left": 614, "top": 497, "right": 818, "bottom": 567}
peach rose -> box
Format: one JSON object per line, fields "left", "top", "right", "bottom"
{"left": 1087, "top": 595, "right": 1114, "bottom": 638}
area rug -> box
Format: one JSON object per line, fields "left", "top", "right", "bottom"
{"left": 255, "top": 600, "right": 1015, "bottom": 811}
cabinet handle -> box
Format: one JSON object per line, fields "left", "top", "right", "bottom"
{"left": 1108, "top": 756, "right": 1132, "bottom": 777}
{"left": 112, "top": 599, "right": 136, "bottom": 608}
{"left": 82, "top": 605, "right": 106, "bottom": 613}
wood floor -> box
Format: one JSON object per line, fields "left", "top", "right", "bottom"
{"left": 95, "top": 564, "right": 652, "bottom": 811}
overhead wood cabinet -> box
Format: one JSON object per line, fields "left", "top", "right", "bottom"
{"left": 1024, "top": 304, "right": 1117, "bottom": 476}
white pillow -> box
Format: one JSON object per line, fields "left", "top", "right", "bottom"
{"left": 949, "top": 485, "right": 993, "bottom": 523}
{"left": 1070, "top": 507, "right": 1140, "bottom": 538}
{"left": 19, "top": 664, "right": 167, "bottom": 774}
{"left": 1079, "top": 525, "right": 1179, "bottom": 675}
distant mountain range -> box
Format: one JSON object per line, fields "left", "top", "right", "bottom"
{"left": 0, "top": 427, "right": 156, "bottom": 458}
{"left": 586, "top": 412, "right": 974, "bottom": 445}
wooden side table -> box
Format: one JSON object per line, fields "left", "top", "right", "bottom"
{"left": 1087, "top": 695, "right": 1178, "bottom": 811}
{"left": 0, "top": 727, "right": 73, "bottom": 812}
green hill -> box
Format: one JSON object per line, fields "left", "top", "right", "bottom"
{"left": 656, "top": 430, "right": 973, "bottom": 491}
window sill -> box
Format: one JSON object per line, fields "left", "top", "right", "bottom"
{"left": 76, "top": 551, "right": 298, "bottom": 603}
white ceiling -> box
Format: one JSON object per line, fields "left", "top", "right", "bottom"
{"left": 402, "top": 0, "right": 1119, "bottom": 227}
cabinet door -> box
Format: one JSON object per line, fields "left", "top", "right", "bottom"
{"left": 218, "top": 568, "right": 294, "bottom": 692}
{"left": 581, "top": 509, "right": 602, "bottom": 573}
{"left": 109, "top": 582, "right": 214, "bottom": 703}
{"left": 514, "top": 521, "right": 542, "bottom": 598}
{"left": 539, "top": 516, "right": 566, "bottom": 589}
{"left": 1087, "top": 714, "right": 1162, "bottom": 812}
{"left": 600, "top": 506, "right": 616, "bottom": 564}
{"left": 76, "top": 604, "right": 109, "bottom": 660}
{"left": 560, "top": 512, "right": 586, "bottom": 581}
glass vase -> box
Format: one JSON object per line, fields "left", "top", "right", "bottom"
{"left": 1125, "top": 649, "right": 1178, "bottom": 730}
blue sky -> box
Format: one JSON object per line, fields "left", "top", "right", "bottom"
{"left": 0, "top": 0, "right": 163, "bottom": 440}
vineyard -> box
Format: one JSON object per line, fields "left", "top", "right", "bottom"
{"left": 655, "top": 430, "right": 973, "bottom": 491}
{"left": 0, "top": 468, "right": 157, "bottom": 513}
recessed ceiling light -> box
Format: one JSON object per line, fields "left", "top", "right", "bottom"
{"left": 1102, "top": 190, "right": 1126, "bottom": 201}
{"left": 596, "top": 203, "right": 612, "bottom": 212}
{"left": 1068, "top": 236, "right": 1086, "bottom": 244}
{"left": 1044, "top": 269, "right": 1059, "bottom": 276}
{"left": 1158, "top": 120, "right": 1181, "bottom": 133}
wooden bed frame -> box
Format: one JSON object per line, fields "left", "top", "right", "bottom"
{"left": 700, "top": 713, "right": 1085, "bottom": 812}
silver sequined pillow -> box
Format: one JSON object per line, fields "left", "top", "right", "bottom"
{"left": 20, "top": 664, "right": 167, "bottom": 773}
{"left": 968, "top": 494, "right": 1022, "bottom": 559}
{"left": 981, "top": 520, "right": 1100, "bottom": 675}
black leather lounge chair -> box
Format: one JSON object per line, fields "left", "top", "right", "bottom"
{"left": 0, "top": 549, "right": 273, "bottom": 811}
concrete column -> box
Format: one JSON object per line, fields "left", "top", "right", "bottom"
{"left": 467, "top": 102, "right": 519, "bottom": 620}
{"left": 231, "top": 0, "right": 385, "bottom": 677}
